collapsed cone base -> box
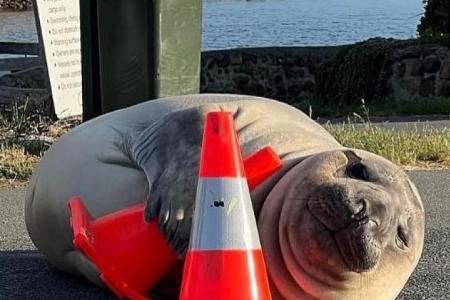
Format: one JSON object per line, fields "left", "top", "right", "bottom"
{"left": 69, "top": 198, "right": 177, "bottom": 300}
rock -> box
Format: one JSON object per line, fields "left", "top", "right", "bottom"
{"left": 295, "top": 57, "right": 305, "bottom": 67}
{"left": 276, "top": 56, "right": 284, "bottom": 65}
{"left": 206, "top": 59, "right": 217, "bottom": 70}
{"left": 200, "top": 54, "right": 208, "bottom": 68}
{"left": 401, "top": 76, "right": 422, "bottom": 95}
{"left": 254, "top": 83, "right": 265, "bottom": 95}
{"left": 396, "top": 47, "right": 421, "bottom": 59}
{"left": 440, "top": 61, "right": 450, "bottom": 80}
{"left": 434, "top": 48, "right": 450, "bottom": 60}
{"left": 242, "top": 53, "right": 257, "bottom": 64}
{"left": 0, "top": 0, "right": 32, "bottom": 10}
{"left": 276, "top": 85, "right": 287, "bottom": 96}
{"left": 200, "top": 74, "right": 207, "bottom": 89}
{"left": 423, "top": 55, "right": 441, "bottom": 73}
{"left": 230, "top": 54, "right": 243, "bottom": 65}
{"left": 296, "top": 68, "right": 306, "bottom": 77}
{"left": 285, "top": 68, "right": 298, "bottom": 79}
{"left": 217, "top": 54, "right": 231, "bottom": 68}
{"left": 394, "top": 62, "right": 406, "bottom": 77}
{"left": 19, "top": 135, "right": 54, "bottom": 156}
{"left": 233, "top": 74, "right": 250, "bottom": 85}
{"left": 403, "top": 58, "right": 424, "bottom": 77}
{"left": 271, "top": 72, "right": 284, "bottom": 86}
{"left": 241, "top": 61, "right": 257, "bottom": 75}
{"left": 260, "top": 54, "right": 274, "bottom": 65}
{"left": 419, "top": 75, "right": 436, "bottom": 97}
{"left": 301, "top": 79, "right": 316, "bottom": 93}
{"left": 283, "top": 57, "right": 295, "bottom": 68}
{"left": 436, "top": 80, "right": 450, "bottom": 97}
{"left": 287, "top": 85, "right": 301, "bottom": 97}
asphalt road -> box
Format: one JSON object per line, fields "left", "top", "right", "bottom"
{"left": 1, "top": 171, "right": 450, "bottom": 299}
{"left": 318, "top": 115, "right": 450, "bottom": 130}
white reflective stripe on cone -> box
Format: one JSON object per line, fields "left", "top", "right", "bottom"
{"left": 189, "top": 177, "right": 261, "bottom": 250}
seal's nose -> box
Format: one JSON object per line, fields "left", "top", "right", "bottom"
{"left": 348, "top": 197, "right": 366, "bottom": 220}
{"left": 308, "top": 184, "right": 356, "bottom": 232}
{"left": 308, "top": 184, "right": 387, "bottom": 233}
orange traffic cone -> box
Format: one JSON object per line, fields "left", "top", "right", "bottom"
{"left": 68, "top": 146, "right": 280, "bottom": 299}
{"left": 179, "top": 112, "right": 272, "bottom": 300}
{"left": 69, "top": 198, "right": 177, "bottom": 300}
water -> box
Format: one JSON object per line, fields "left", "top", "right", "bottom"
{"left": 0, "top": 10, "right": 37, "bottom": 42}
{"left": 202, "top": 0, "right": 424, "bottom": 49}
{"left": 0, "top": 0, "right": 424, "bottom": 50}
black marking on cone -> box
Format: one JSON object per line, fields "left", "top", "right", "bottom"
{"left": 213, "top": 201, "right": 225, "bottom": 207}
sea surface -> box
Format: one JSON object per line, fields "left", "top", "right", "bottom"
{"left": 0, "top": 0, "right": 424, "bottom": 50}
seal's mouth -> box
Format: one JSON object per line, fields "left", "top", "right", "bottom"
{"left": 307, "top": 185, "right": 383, "bottom": 273}
{"left": 333, "top": 220, "right": 382, "bottom": 272}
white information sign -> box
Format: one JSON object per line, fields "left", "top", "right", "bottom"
{"left": 35, "top": 0, "right": 82, "bottom": 119}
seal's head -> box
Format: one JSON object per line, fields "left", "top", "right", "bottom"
{"left": 258, "top": 149, "right": 424, "bottom": 300}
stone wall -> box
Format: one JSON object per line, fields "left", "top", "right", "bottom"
{"left": 0, "top": 0, "right": 32, "bottom": 10}
{"left": 200, "top": 39, "right": 450, "bottom": 107}
{"left": 388, "top": 44, "right": 450, "bottom": 101}
{"left": 2, "top": 39, "right": 448, "bottom": 112}
{"left": 200, "top": 47, "right": 342, "bottom": 106}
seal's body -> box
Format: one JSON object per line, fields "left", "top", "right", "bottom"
{"left": 25, "top": 94, "right": 424, "bottom": 299}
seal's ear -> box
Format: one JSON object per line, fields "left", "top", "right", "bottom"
{"left": 342, "top": 150, "right": 362, "bottom": 164}
{"left": 129, "top": 108, "right": 206, "bottom": 256}
{"left": 342, "top": 150, "right": 382, "bottom": 182}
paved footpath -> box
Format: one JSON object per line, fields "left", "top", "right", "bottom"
{"left": 1, "top": 171, "right": 449, "bottom": 299}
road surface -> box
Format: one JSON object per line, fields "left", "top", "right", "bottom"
{"left": 1, "top": 171, "right": 449, "bottom": 299}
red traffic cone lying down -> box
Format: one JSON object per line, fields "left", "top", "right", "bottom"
{"left": 180, "top": 112, "right": 272, "bottom": 300}
{"left": 68, "top": 120, "right": 281, "bottom": 299}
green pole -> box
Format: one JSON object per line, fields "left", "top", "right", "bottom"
{"left": 153, "top": 0, "right": 202, "bottom": 97}
{"left": 80, "top": 0, "right": 202, "bottom": 120}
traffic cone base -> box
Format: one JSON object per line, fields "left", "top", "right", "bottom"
{"left": 181, "top": 250, "right": 270, "bottom": 299}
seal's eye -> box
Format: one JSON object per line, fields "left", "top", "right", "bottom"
{"left": 346, "top": 163, "right": 370, "bottom": 181}
{"left": 396, "top": 226, "right": 409, "bottom": 249}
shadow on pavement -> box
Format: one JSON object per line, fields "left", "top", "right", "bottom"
{"left": 0, "top": 250, "right": 114, "bottom": 299}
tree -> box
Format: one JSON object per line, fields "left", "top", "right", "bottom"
{"left": 418, "top": 0, "right": 450, "bottom": 37}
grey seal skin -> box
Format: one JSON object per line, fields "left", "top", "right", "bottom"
{"left": 25, "top": 94, "right": 425, "bottom": 300}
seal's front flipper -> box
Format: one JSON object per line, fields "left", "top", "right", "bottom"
{"left": 131, "top": 108, "right": 207, "bottom": 256}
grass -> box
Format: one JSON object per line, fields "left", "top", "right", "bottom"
{"left": 0, "top": 101, "right": 80, "bottom": 184}
{"left": 0, "top": 145, "right": 39, "bottom": 181}
{"left": 323, "top": 100, "right": 450, "bottom": 168}
{"left": 325, "top": 122, "right": 450, "bottom": 168}
{"left": 1, "top": 101, "right": 450, "bottom": 185}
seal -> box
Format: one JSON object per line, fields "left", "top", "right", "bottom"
{"left": 25, "top": 94, "right": 424, "bottom": 299}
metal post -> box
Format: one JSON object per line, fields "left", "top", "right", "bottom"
{"left": 80, "top": 0, "right": 101, "bottom": 120}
